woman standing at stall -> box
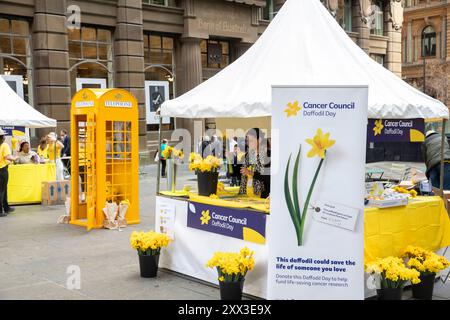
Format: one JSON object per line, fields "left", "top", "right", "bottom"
{"left": 46, "top": 132, "right": 65, "bottom": 181}
{"left": 0, "top": 129, "right": 18, "bottom": 217}
{"left": 239, "top": 128, "right": 271, "bottom": 199}
{"left": 37, "top": 137, "right": 48, "bottom": 160}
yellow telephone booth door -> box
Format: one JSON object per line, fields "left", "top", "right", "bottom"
{"left": 70, "top": 112, "right": 97, "bottom": 231}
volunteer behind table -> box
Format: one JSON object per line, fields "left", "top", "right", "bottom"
{"left": 37, "top": 137, "right": 49, "bottom": 160}
{"left": 0, "top": 129, "right": 19, "bottom": 217}
{"left": 46, "top": 132, "right": 64, "bottom": 181}
{"left": 16, "top": 141, "right": 39, "bottom": 164}
{"left": 239, "top": 128, "right": 271, "bottom": 199}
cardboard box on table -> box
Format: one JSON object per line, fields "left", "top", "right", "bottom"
{"left": 42, "top": 181, "right": 70, "bottom": 205}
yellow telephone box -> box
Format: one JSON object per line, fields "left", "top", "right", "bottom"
{"left": 70, "top": 88, "right": 139, "bottom": 230}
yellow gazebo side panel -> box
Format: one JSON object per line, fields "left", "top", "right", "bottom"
{"left": 70, "top": 88, "right": 139, "bottom": 230}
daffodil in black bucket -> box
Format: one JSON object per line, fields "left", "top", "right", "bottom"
{"left": 402, "top": 246, "right": 450, "bottom": 300}
{"left": 206, "top": 247, "right": 255, "bottom": 300}
{"left": 365, "top": 256, "right": 421, "bottom": 300}
{"left": 130, "top": 231, "right": 171, "bottom": 278}
{"left": 189, "top": 153, "right": 223, "bottom": 196}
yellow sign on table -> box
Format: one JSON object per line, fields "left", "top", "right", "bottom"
{"left": 8, "top": 163, "right": 56, "bottom": 204}
{"left": 364, "top": 196, "right": 450, "bottom": 262}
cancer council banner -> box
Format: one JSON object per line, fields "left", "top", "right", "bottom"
{"left": 268, "top": 86, "right": 368, "bottom": 300}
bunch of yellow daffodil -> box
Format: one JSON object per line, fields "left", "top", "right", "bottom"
{"left": 206, "top": 247, "right": 255, "bottom": 282}
{"left": 365, "top": 256, "right": 421, "bottom": 288}
{"left": 393, "top": 186, "right": 418, "bottom": 198}
{"left": 189, "top": 153, "right": 222, "bottom": 172}
{"left": 162, "top": 146, "right": 184, "bottom": 160}
{"left": 402, "top": 245, "right": 450, "bottom": 275}
{"left": 130, "top": 231, "right": 170, "bottom": 256}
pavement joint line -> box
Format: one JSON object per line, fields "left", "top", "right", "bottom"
{"left": 0, "top": 281, "right": 50, "bottom": 293}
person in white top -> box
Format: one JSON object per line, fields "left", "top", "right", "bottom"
{"left": 16, "top": 141, "right": 39, "bottom": 164}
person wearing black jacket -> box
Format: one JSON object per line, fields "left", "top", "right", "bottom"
{"left": 60, "top": 129, "right": 71, "bottom": 172}
{"left": 239, "top": 128, "right": 271, "bottom": 199}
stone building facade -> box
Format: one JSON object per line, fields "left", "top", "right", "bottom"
{"left": 402, "top": 0, "right": 450, "bottom": 107}
{"left": 0, "top": 0, "right": 403, "bottom": 151}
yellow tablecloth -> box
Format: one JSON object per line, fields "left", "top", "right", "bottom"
{"left": 159, "top": 192, "right": 450, "bottom": 258}
{"left": 364, "top": 196, "right": 450, "bottom": 262}
{"left": 7, "top": 163, "right": 56, "bottom": 204}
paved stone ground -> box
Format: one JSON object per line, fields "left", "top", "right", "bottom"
{"left": 0, "top": 162, "right": 449, "bottom": 300}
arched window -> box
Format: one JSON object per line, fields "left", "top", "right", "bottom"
{"left": 422, "top": 26, "right": 436, "bottom": 57}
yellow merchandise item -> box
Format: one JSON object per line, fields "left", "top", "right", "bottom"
{"left": 0, "top": 142, "right": 12, "bottom": 169}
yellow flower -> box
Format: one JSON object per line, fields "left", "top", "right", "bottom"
{"left": 200, "top": 210, "right": 211, "bottom": 225}
{"left": 189, "top": 153, "right": 222, "bottom": 172}
{"left": 161, "top": 146, "right": 173, "bottom": 159}
{"left": 218, "top": 276, "right": 224, "bottom": 282}
{"left": 209, "top": 194, "right": 219, "bottom": 199}
{"left": 207, "top": 248, "right": 255, "bottom": 279}
{"left": 306, "top": 129, "right": 335, "bottom": 159}
{"left": 129, "top": 230, "right": 171, "bottom": 253}
{"left": 284, "top": 101, "right": 301, "bottom": 117}
{"left": 365, "top": 256, "right": 421, "bottom": 287}
{"left": 373, "top": 119, "right": 384, "bottom": 136}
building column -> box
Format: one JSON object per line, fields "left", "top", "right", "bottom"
{"left": 354, "top": 0, "right": 371, "bottom": 54}
{"left": 447, "top": 6, "right": 450, "bottom": 60}
{"left": 407, "top": 21, "right": 413, "bottom": 63}
{"left": 442, "top": 15, "right": 446, "bottom": 60}
{"left": 176, "top": 37, "right": 203, "bottom": 144}
{"left": 384, "top": 0, "right": 402, "bottom": 76}
{"left": 114, "top": 0, "right": 146, "bottom": 151}
{"left": 33, "top": 0, "right": 71, "bottom": 138}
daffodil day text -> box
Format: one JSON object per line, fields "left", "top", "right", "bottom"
{"left": 284, "top": 100, "right": 356, "bottom": 119}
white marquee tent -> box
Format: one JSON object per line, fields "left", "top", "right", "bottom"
{"left": 162, "top": 0, "right": 449, "bottom": 120}
{"left": 0, "top": 75, "right": 56, "bottom": 128}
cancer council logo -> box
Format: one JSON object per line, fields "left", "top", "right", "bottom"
{"left": 200, "top": 210, "right": 211, "bottom": 225}
{"left": 284, "top": 101, "right": 302, "bottom": 117}
{"left": 373, "top": 119, "right": 384, "bottom": 136}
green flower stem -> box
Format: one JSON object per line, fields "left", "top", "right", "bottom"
{"left": 298, "top": 157, "right": 324, "bottom": 246}
{"left": 284, "top": 154, "right": 303, "bottom": 246}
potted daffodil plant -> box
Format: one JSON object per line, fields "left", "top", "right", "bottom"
{"left": 206, "top": 247, "right": 255, "bottom": 300}
{"left": 130, "top": 231, "right": 170, "bottom": 278}
{"left": 402, "top": 246, "right": 450, "bottom": 300}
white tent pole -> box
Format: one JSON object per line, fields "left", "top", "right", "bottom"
{"left": 156, "top": 113, "right": 162, "bottom": 194}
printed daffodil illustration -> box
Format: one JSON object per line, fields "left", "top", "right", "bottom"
{"left": 284, "top": 101, "right": 301, "bottom": 117}
{"left": 200, "top": 210, "right": 211, "bottom": 225}
{"left": 284, "top": 129, "right": 335, "bottom": 246}
{"left": 373, "top": 119, "right": 384, "bottom": 136}
{"left": 305, "top": 128, "right": 335, "bottom": 158}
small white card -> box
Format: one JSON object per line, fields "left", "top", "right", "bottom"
{"left": 312, "top": 201, "right": 360, "bottom": 231}
{"left": 156, "top": 203, "right": 176, "bottom": 240}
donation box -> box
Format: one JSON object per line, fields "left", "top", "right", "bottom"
{"left": 70, "top": 88, "right": 139, "bottom": 230}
